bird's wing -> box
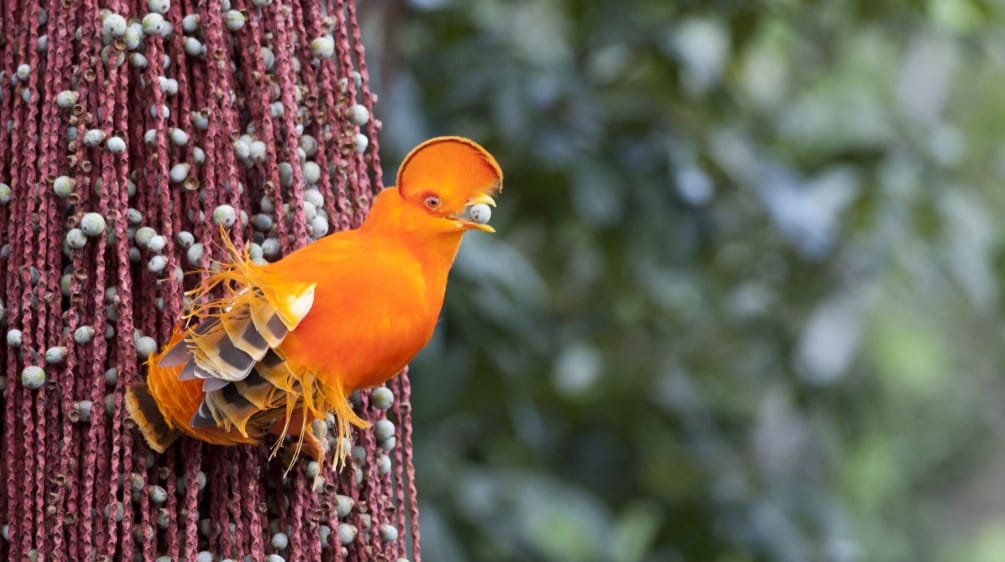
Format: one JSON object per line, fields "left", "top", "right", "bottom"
{"left": 158, "top": 232, "right": 316, "bottom": 435}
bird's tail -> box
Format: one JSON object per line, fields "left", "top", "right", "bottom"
{"left": 126, "top": 382, "right": 183, "bottom": 453}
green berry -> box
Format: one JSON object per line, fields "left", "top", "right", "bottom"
{"left": 102, "top": 13, "right": 127, "bottom": 37}
{"left": 379, "top": 436, "right": 397, "bottom": 451}
{"left": 379, "top": 524, "right": 399, "bottom": 542}
{"left": 56, "top": 90, "right": 79, "bottom": 108}
{"left": 353, "top": 133, "right": 368, "bottom": 153}
{"left": 335, "top": 494, "right": 354, "bottom": 518}
{"left": 223, "top": 10, "right": 245, "bottom": 31}
{"left": 310, "top": 36, "right": 335, "bottom": 58}
{"left": 7, "top": 329, "right": 23, "bottom": 347}
{"left": 80, "top": 213, "right": 106, "bottom": 237}
{"left": 21, "top": 366, "right": 45, "bottom": 389}
{"left": 74, "top": 325, "right": 96, "bottom": 344}
{"left": 371, "top": 386, "right": 394, "bottom": 409}
{"left": 337, "top": 523, "right": 357, "bottom": 545}
{"left": 148, "top": 485, "right": 167, "bottom": 504}
{"left": 213, "top": 204, "right": 237, "bottom": 227}
{"left": 135, "top": 335, "right": 157, "bottom": 358}
{"left": 44, "top": 346, "right": 67, "bottom": 364}
{"left": 106, "top": 136, "right": 127, "bottom": 153}
{"left": 74, "top": 400, "right": 93, "bottom": 422}
{"left": 348, "top": 104, "right": 369, "bottom": 126}
{"left": 374, "top": 419, "right": 395, "bottom": 441}
{"left": 66, "top": 228, "right": 87, "bottom": 249}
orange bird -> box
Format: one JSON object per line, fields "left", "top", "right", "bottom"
{"left": 126, "top": 136, "right": 502, "bottom": 466}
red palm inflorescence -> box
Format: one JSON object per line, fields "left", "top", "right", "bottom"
{"left": 0, "top": 0, "right": 420, "bottom": 560}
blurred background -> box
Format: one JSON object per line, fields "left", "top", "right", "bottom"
{"left": 360, "top": 1, "right": 1005, "bottom": 560}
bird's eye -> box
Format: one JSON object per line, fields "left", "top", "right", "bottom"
{"left": 424, "top": 195, "right": 441, "bottom": 209}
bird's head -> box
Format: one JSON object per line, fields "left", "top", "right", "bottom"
{"left": 394, "top": 136, "right": 503, "bottom": 233}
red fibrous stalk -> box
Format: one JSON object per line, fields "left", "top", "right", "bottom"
{"left": 0, "top": 1, "right": 419, "bottom": 560}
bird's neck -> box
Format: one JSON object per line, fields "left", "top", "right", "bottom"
{"left": 406, "top": 231, "right": 463, "bottom": 280}
{"left": 361, "top": 187, "right": 465, "bottom": 290}
{"left": 384, "top": 225, "right": 464, "bottom": 318}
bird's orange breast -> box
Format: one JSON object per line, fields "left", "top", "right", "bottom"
{"left": 274, "top": 248, "right": 444, "bottom": 390}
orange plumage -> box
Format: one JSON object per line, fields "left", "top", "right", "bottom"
{"left": 126, "top": 136, "right": 503, "bottom": 467}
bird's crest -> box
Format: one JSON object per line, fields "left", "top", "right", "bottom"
{"left": 396, "top": 136, "right": 503, "bottom": 208}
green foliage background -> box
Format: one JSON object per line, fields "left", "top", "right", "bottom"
{"left": 364, "top": 1, "right": 1005, "bottom": 560}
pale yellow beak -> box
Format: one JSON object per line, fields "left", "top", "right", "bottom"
{"left": 467, "top": 193, "right": 497, "bottom": 207}
{"left": 449, "top": 193, "right": 498, "bottom": 232}
{"left": 465, "top": 222, "right": 496, "bottom": 233}
{"left": 452, "top": 215, "right": 495, "bottom": 233}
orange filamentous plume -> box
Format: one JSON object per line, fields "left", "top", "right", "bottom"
{"left": 126, "top": 136, "right": 503, "bottom": 470}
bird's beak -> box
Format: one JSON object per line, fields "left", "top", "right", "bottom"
{"left": 467, "top": 193, "right": 496, "bottom": 207}
{"left": 452, "top": 215, "right": 495, "bottom": 233}
{"left": 453, "top": 193, "right": 497, "bottom": 233}
{"left": 464, "top": 221, "right": 496, "bottom": 233}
